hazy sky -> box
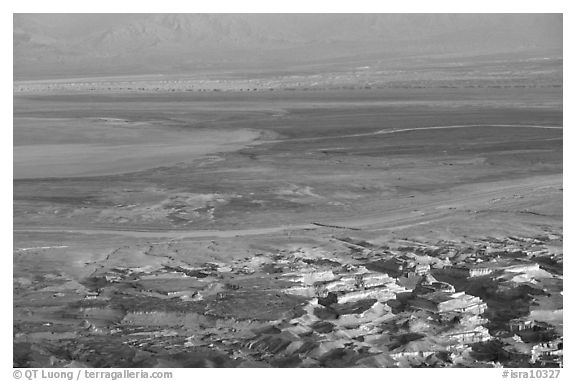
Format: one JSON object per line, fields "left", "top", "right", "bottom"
{"left": 14, "top": 14, "right": 562, "bottom": 79}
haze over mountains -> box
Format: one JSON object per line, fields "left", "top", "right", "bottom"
{"left": 14, "top": 14, "right": 562, "bottom": 80}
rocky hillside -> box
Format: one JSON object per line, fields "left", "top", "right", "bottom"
{"left": 14, "top": 14, "right": 562, "bottom": 79}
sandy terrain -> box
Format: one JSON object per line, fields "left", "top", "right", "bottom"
{"left": 13, "top": 85, "right": 562, "bottom": 368}
{"left": 14, "top": 173, "right": 561, "bottom": 239}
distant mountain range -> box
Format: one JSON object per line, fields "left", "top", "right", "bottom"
{"left": 13, "top": 14, "right": 562, "bottom": 80}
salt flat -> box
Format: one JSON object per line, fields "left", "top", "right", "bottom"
{"left": 14, "top": 116, "right": 260, "bottom": 179}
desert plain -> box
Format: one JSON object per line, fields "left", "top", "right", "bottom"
{"left": 13, "top": 54, "right": 563, "bottom": 367}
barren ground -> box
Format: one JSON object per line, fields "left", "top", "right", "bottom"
{"left": 13, "top": 86, "right": 562, "bottom": 367}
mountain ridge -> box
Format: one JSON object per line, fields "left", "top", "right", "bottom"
{"left": 13, "top": 14, "right": 562, "bottom": 80}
